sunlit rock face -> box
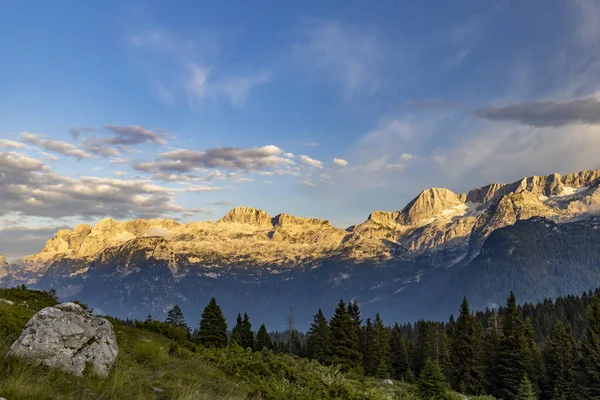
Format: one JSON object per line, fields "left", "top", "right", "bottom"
{"left": 4, "top": 168, "right": 600, "bottom": 330}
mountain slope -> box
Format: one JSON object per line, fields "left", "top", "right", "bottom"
{"left": 3, "top": 168, "right": 600, "bottom": 328}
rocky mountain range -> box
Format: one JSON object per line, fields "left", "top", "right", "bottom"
{"left": 2, "top": 168, "right": 600, "bottom": 329}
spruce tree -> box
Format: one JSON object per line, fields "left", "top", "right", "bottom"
{"left": 306, "top": 308, "right": 331, "bottom": 364}
{"left": 241, "top": 312, "right": 254, "bottom": 350}
{"left": 373, "top": 312, "right": 392, "bottom": 378}
{"left": 490, "top": 291, "right": 527, "bottom": 400}
{"left": 580, "top": 297, "right": 600, "bottom": 398}
{"left": 418, "top": 358, "right": 449, "bottom": 399}
{"left": 363, "top": 318, "right": 376, "bottom": 376}
{"left": 520, "top": 317, "right": 544, "bottom": 391}
{"left": 516, "top": 375, "right": 537, "bottom": 400}
{"left": 330, "top": 299, "right": 361, "bottom": 371}
{"left": 543, "top": 322, "right": 576, "bottom": 399}
{"left": 198, "top": 297, "right": 228, "bottom": 348}
{"left": 450, "top": 297, "right": 484, "bottom": 394}
{"left": 230, "top": 313, "right": 244, "bottom": 346}
{"left": 414, "top": 321, "right": 438, "bottom": 374}
{"left": 390, "top": 323, "right": 410, "bottom": 380}
{"left": 255, "top": 324, "right": 272, "bottom": 351}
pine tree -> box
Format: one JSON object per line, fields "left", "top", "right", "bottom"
{"left": 580, "top": 297, "right": 600, "bottom": 398}
{"left": 363, "top": 318, "right": 377, "bottom": 375}
{"left": 520, "top": 317, "right": 544, "bottom": 391}
{"left": 490, "top": 291, "right": 527, "bottom": 400}
{"left": 390, "top": 323, "right": 410, "bottom": 380}
{"left": 330, "top": 299, "right": 361, "bottom": 371}
{"left": 198, "top": 297, "right": 228, "bottom": 348}
{"left": 414, "top": 321, "right": 438, "bottom": 374}
{"left": 255, "top": 324, "right": 272, "bottom": 351}
{"left": 240, "top": 312, "right": 254, "bottom": 350}
{"left": 418, "top": 358, "right": 449, "bottom": 399}
{"left": 450, "top": 297, "right": 484, "bottom": 394}
{"left": 306, "top": 308, "right": 331, "bottom": 364}
{"left": 373, "top": 312, "right": 392, "bottom": 378}
{"left": 166, "top": 305, "right": 189, "bottom": 332}
{"left": 230, "top": 313, "right": 244, "bottom": 347}
{"left": 516, "top": 375, "right": 537, "bottom": 400}
{"left": 543, "top": 322, "right": 576, "bottom": 399}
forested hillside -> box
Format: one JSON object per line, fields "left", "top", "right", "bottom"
{"left": 4, "top": 283, "right": 600, "bottom": 399}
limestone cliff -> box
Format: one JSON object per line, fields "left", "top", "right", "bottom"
{"left": 15, "top": 168, "right": 600, "bottom": 274}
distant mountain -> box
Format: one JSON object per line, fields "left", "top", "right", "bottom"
{"left": 2, "top": 168, "right": 600, "bottom": 330}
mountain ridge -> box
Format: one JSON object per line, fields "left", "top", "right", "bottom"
{"left": 15, "top": 168, "right": 600, "bottom": 269}
{"left": 4, "top": 168, "right": 600, "bottom": 329}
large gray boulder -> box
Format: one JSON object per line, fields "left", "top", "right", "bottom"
{"left": 7, "top": 302, "right": 118, "bottom": 377}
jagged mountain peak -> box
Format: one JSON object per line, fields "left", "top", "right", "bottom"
{"left": 218, "top": 206, "right": 272, "bottom": 227}
{"left": 272, "top": 212, "right": 331, "bottom": 228}
{"left": 399, "top": 187, "right": 464, "bottom": 226}
{"left": 466, "top": 169, "right": 600, "bottom": 205}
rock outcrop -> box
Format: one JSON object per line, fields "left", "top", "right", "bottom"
{"left": 399, "top": 188, "right": 464, "bottom": 226}
{"left": 8, "top": 302, "right": 118, "bottom": 377}
{"left": 218, "top": 206, "right": 273, "bottom": 228}
{"left": 0, "top": 254, "right": 7, "bottom": 279}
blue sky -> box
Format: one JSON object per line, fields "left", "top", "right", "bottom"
{"left": 2, "top": 0, "right": 600, "bottom": 259}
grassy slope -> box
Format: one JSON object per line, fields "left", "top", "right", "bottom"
{"left": 0, "top": 288, "right": 496, "bottom": 400}
{"left": 0, "top": 288, "right": 422, "bottom": 400}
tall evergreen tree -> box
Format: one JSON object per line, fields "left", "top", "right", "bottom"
{"left": 418, "top": 358, "right": 449, "bottom": 399}
{"left": 580, "top": 297, "right": 600, "bottom": 398}
{"left": 330, "top": 299, "right": 361, "bottom": 371}
{"left": 230, "top": 313, "right": 244, "bottom": 347}
{"left": 306, "top": 308, "right": 331, "bottom": 364}
{"left": 198, "top": 297, "right": 228, "bottom": 348}
{"left": 490, "top": 291, "right": 526, "bottom": 400}
{"left": 362, "top": 318, "right": 377, "bottom": 375}
{"left": 255, "top": 323, "right": 272, "bottom": 351}
{"left": 241, "top": 312, "right": 254, "bottom": 350}
{"left": 414, "top": 321, "right": 439, "bottom": 374}
{"left": 373, "top": 312, "right": 392, "bottom": 378}
{"left": 543, "top": 322, "right": 576, "bottom": 400}
{"left": 520, "top": 317, "right": 544, "bottom": 391}
{"left": 450, "top": 297, "right": 484, "bottom": 394}
{"left": 516, "top": 375, "right": 537, "bottom": 400}
{"left": 166, "top": 305, "right": 189, "bottom": 331}
{"left": 390, "top": 322, "right": 411, "bottom": 380}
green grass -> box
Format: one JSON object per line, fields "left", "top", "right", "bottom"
{"left": 0, "top": 288, "right": 405, "bottom": 399}
{"left": 0, "top": 288, "right": 494, "bottom": 399}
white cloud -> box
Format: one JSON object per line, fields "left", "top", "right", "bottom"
{"left": 39, "top": 152, "right": 60, "bottom": 162}
{"left": 136, "top": 145, "right": 295, "bottom": 174}
{"left": 104, "top": 125, "right": 167, "bottom": 145}
{"left": 294, "top": 20, "right": 382, "bottom": 97}
{"left": 186, "top": 63, "right": 270, "bottom": 107}
{"left": 299, "top": 155, "right": 323, "bottom": 168}
{"left": 129, "top": 29, "right": 269, "bottom": 108}
{"left": 333, "top": 158, "right": 348, "bottom": 167}
{"left": 400, "top": 153, "right": 416, "bottom": 161}
{"left": 0, "top": 139, "right": 28, "bottom": 149}
{"left": 299, "top": 180, "right": 316, "bottom": 187}
{"left": 0, "top": 151, "right": 201, "bottom": 219}
{"left": 264, "top": 180, "right": 273, "bottom": 185}
{"left": 186, "top": 185, "right": 224, "bottom": 192}
{"left": 20, "top": 133, "right": 92, "bottom": 160}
